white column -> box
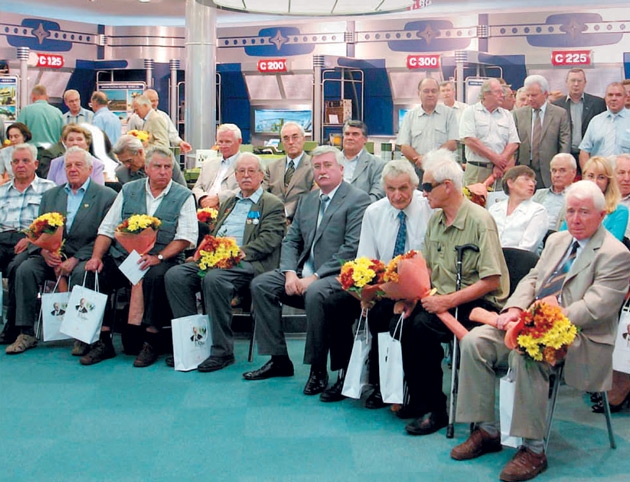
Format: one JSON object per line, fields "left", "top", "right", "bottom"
{"left": 185, "top": 0, "right": 217, "bottom": 150}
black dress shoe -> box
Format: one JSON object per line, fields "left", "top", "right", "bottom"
{"left": 242, "top": 359, "right": 294, "bottom": 380}
{"left": 365, "top": 388, "right": 386, "bottom": 409}
{"left": 405, "top": 410, "right": 448, "bottom": 436}
{"left": 320, "top": 376, "right": 346, "bottom": 402}
{"left": 395, "top": 404, "right": 427, "bottom": 420}
{"left": 0, "top": 324, "right": 18, "bottom": 345}
{"left": 198, "top": 355, "right": 235, "bottom": 373}
{"left": 165, "top": 355, "right": 175, "bottom": 367}
{"left": 303, "top": 368, "right": 328, "bottom": 395}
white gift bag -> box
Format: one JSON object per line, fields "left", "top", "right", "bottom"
{"left": 60, "top": 273, "right": 107, "bottom": 344}
{"left": 378, "top": 314, "right": 405, "bottom": 404}
{"left": 500, "top": 370, "right": 523, "bottom": 448}
{"left": 171, "top": 314, "right": 212, "bottom": 372}
{"left": 342, "top": 309, "right": 372, "bottom": 399}
{"left": 40, "top": 290, "right": 71, "bottom": 342}
{"left": 613, "top": 307, "right": 630, "bottom": 375}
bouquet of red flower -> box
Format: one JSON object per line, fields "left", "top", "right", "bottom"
{"left": 193, "top": 235, "right": 242, "bottom": 277}
{"left": 197, "top": 207, "right": 219, "bottom": 232}
{"left": 115, "top": 214, "right": 161, "bottom": 255}
{"left": 339, "top": 257, "right": 386, "bottom": 302}
{"left": 463, "top": 174, "right": 497, "bottom": 208}
{"left": 24, "top": 212, "right": 65, "bottom": 255}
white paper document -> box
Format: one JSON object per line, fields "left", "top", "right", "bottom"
{"left": 118, "top": 250, "right": 148, "bottom": 285}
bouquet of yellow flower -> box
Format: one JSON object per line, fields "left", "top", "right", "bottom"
{"left": 3, "top": 139, "right": 11, "bottom": 147}
{"left": 339, "top": 257, "right": 385, "bottom": 301}
{"left": 193, "top": 235, "right": 242, "bottom": 277}
{"left": 24, "top": 212, "right": 65, "bottom": 255}
{"left": 127, "top": 130, "right": 151, "bottom": 146}
{"left": 462, "top": 174, "right": 497, "bottom": 207}
{"left": 508, "top": 301, "right": 578, "bottom": 365}
{"left": 197, "top": 207, "right": 219, "bottom": 232}
{"left": 114, "top": 214, "right": 161, "bottom": 255}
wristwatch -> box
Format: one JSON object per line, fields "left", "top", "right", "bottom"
{"left": 157, "top": 254, "right": 164, "bottom": 262}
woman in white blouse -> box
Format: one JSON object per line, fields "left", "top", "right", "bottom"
{"left": 488, "top": 165, "right": 548, "bottom": 252}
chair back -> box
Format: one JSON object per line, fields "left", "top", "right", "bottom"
{"left": 502, "top": 248, "right": 540, "bottom": 297}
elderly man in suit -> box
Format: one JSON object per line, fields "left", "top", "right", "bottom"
{"left": 192, "top": 123, "right": 242, "bottom": 209}
{"left": 6, "top": 147, "right": 117, "bottom": 355}
{"left": 131, "top": 95, "right": 169, "bottom": 150}
{"left": 513, "top": 75, "right": 570, "bottom": 189}
{"left": 450, "top": 180, "right": 630, "bottom": 482}
{"left": 398, "top": 78, "right": 459, "bottom": 183}
{"left": 165, "top": 153, "right": 286, "bottom": 371}
{"left": 82, "top": 146, "right": 197, "bottom": 367}
{"left": 341, "top": 120, "right": 385, "bottom": 202}
{"left": 244, "top": 146, "right": 371, "bottom": 395}
{"left": 264, "top": 121, "right": 314, "bottom": 222}
{"left": 553, "top": 68, "right": 606, "bottom": 167}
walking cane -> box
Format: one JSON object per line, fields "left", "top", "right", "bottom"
{"left": 447, "top": 243, "right": 480, "bottom": 438}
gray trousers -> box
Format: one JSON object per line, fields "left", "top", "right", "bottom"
{"left": 165, "top": 261, "right": 256, "bottom": 357}
{"left": 456, "top": 324, "right": 551, "bottom": 440}
{"left": 250, "top": 270, "right": 339, "bottom": 366}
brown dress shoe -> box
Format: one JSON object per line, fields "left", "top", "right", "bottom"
{"left": 451, "top": 427, "right": 502, "bottom": 460}
{"left": 499, "top": 446, "right": 547, "bottom": 482}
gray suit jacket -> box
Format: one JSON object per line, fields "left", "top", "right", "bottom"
{"left": 280, "top": 181, "right": 371, "bottom": 279}
{"left": 264, "top": 154, "right": 314, "bottom": 220}
{"left": 553, "top": 92, "right": 607, "bottom": 140}
{"left": 345, "top": 149, "right": 385, "bottom": 202}
{"left": 36, "top": 182, "right": 117, "bottom": 261}
{"left": 507, "top": 226, "right": 630, "bottom": 391}
{"left": 191, "top": 154, "right": 241, "bottom": 206}
{"left": 513, "top": 103, "right": 570, "bottom": 188}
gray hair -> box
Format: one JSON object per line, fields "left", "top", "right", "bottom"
{"left": 12, "top": 143, "right": 37, "bottom": 160}
{"left": 615, "top": 153, "right": 630, "bottom": 169}
{"left": 565, "top": 180, "right": 606, "bottom": 211}
{"left": 439, "top": 80, "right": 455, "bottom": 89}
{"left": 145, "top": 146, "right": 174, "bottom": 167}
{"left": 64, "top": 146, "right": 92, "bottom": 167}
{"left": 217, "top": 123, "right": 242, "bottom": 141}
{"left": 523, "top": 74, "right": 550, "bottom": 94}
{"left": 311, "top": 145, "right": 344, "bottom": 165}
{"left": 479, "top": 78, "right": 501, "bottom": 101}
{"left": 63, "top": 89, "right": 80, "bottom": 101}
{"left": 343, "top": 120, "right": 368, "bottom": 137}
{"left": 280, "top": 121, "right": 305, "bottom": 137}
{"left": 423, "top": 149, "right": 463, "bottom": 191}
{"left": 550, "top": 153, "right": 577, "bottom": 171}
{"left": 134, "top": 95, "right": 152, "bottom": 108}
{"left": 236, "top": 152, "right": 264, "bottom": 172}
{"left": 381, "top": 159, "right": 419, "bottom": 188}
{"left": 113, "top": 135, "right": 144, "bottom": 156}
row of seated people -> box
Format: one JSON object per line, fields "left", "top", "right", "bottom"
{"left": 1, "top": 120, "right": 629, "bottom": 481}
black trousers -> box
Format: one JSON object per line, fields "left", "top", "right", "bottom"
{"left": 398, "top": 298, "right": 497, "bottom": 412}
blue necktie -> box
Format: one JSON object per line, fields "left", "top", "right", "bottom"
{"left": 537, "top": 240, "right": 579, "bottom": 300}
{"left": 317, "top": 194, "right": 330, "bottom": 228}
{"left": 392, "top": 211, "right": 407, "bottom": 258}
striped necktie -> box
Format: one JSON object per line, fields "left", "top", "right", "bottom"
{"left": 536, "top": 241, "right": 579, "bottom": 300}
{"left": 284, "top": 160, "right": 295, "bottom": 187}
{"left": 531, "top": 109, "right": 542, "bottom": 168}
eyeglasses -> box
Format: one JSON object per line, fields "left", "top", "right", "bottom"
{"left": 421, "top": 181, "right": 445, "bottom": 193}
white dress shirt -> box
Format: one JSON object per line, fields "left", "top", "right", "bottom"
{"left": 357, "top": 190, "right": 433, "bottom": 262}
{"left": 488, "top": 198, "right": 549, "bottom": 252}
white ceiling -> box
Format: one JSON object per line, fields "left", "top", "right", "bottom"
{"left": 1, "top": 0, "right": 629, "bottom": 27}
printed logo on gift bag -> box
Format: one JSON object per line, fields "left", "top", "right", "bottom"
{"left": 74, "top": 298, "right": 96, "bottom": 319}
{"left": 190, "top": 325, "right": 208, "bottom": 347}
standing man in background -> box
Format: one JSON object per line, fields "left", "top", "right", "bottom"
{"left": 553, "top": 68, "right": 606, "bottom": 168}
{"left": 62, "top": 90, "right": 93, "bottom": 125}
{"left": 341, "top": 120, "right": 385, "bottom": 202}
{"left": 398, "top": 78, "right": 459, "bottom": 183}
{"left": 91, "top": 91, "right": 122, "bottom": 146}
{"left": 131, "top": 95, "right": 169, "bottom": 149}
{"left": 16, "top": 85, "right": 63, "bottom": 150}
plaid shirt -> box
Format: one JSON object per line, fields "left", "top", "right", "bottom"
{"left": 0, "top": 176, "right": 56, "bottom": 232}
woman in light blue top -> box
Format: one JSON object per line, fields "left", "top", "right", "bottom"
{"left": 559, "top": 156, "right": 628, "bottom": 240}
{"left": 0, "top": 122, "right": 32, "bottom": 184}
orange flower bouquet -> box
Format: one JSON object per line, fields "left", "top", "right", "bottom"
{"left": 127, "top": 130, "right": 151, "bottom": 147}
{"left": 194, "top": 235, "right": 242, "bottom": 277}
{"left": 338, "top": 257, "right": 386, "bottom": 302}
{"left": 24, "top": 212, "right": 65, "bottom": 255}
{"left": 463, "top": 174, "right": 497, "bottom": 208}
{"left": 114, "top": 214, "right": 161, "bottom": 255}
{"left": 470, "top": 301, "right": 578, "bottom": 365}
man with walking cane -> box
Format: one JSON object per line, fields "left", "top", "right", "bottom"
{"left": 396, "top": 148, "right": 509, "bottom": 436}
